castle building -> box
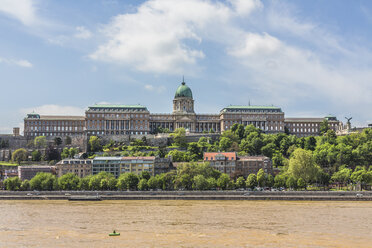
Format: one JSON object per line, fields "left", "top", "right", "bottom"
{"left": 23, "top": 112, "right": 85, "bottom": 137}
{"left": 284, "top": 115, "right": 340, "bottom": 137}
{"left": 23, "top": 80, "right": 342, "bottom": 138}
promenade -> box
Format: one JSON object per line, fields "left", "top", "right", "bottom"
{"left": 0, "top": 191, "right": 371, "bottom": 201}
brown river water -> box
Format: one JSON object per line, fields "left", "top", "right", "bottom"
{"left": 0, "top": 200, "right": 371, "bottom": 248}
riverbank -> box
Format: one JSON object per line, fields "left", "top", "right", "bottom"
{"left": 1, "top": 190, "right": 372, "bottom": 201}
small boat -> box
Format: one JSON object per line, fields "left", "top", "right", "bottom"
{"left": 109, "top": 231, "right": 120, "bottom": 236}
{"left": 68, "top": 196, "right": 102, "bottom": 201}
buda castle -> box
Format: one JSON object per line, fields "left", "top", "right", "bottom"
{"left": 23, "top": 80, "right": 341, "bottom": 138}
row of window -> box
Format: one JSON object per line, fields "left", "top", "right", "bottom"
{"left": 225, "top": 109, "right": 281, "bottom": 113}
{"left": 87, "top": 113, "right": 147, "bottom": 118}
{"left": 27, "top": 126, "right": 83, "bottom": 131}
{"left": 26, "top": 132, "right": 79, "bottom": 136}
{"left": 289, "top": 128, "right": 319, "bottom": 133}
{"left": 26, "top": 121, "right": 84, "bottom": 126}
{"left": 87, "top": 131, "right": 148, "bottom": 135}
{"left": 88, "top": 108, "right": 146, "bottom": 112}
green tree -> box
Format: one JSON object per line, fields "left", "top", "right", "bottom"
{"left": 174, "top": 174, "right": 193, "bottom": 190}
{"left": 88, "top": 136, "right": 102, "bottom": 152}
{"left": 187, "top": 142, "right": 202, "bottom": 160}
{"left": 350, "top": 168, "right": 372, "bottom": 190}
{"left": 12, "top": 148, "right": 28, "bottom": 165}
{"left": 58, "top": 173, "right": 80, "bottom": 190}
{"left": 79, "top": 175, "right": 92, "bottom": 190}
{"left": 117, "top": 173, "right": 139, "bottom": 190}
{"left": 272, "top": 152, "right": 285, "bottom": 167}
{"left": 261, "top": 143, "right": 276, "bottom": 158}
{"left": 147, "top": 176, "right": 159, "bottom": 190}
{"left": 107, "top": 177, "right": 118, "bottom": 190}
{"left": 54, "top": 137, "right": 62, "bottom": 146}
{"left": 219, "top": 137, "right": 233, "bottom": 151}
{"left": 207, "top": 177, "right": 217, "bottom": 189}
{"left": 157, "top": 146, "right": 167, "bottom": 158}
{"left": 69, "top": 148, "right": 78, "bottom": 158}
{"left": 232, "top": 124, "right": 245, "bottom": 140}
{"left": 286, "top": 176, "right": 297, "bottom": 190}
{"left": 274, "top": 174, "right": 287, "bottom": 188}
{"left": 317, "top": 170, "right": 331, "bottom": 189}
{"left": 288, "top": 148, "right": 319, "bottom": 183}
{"left": 45, "top": 146, "right": 61, "bottom": 162}
{"left": 138, "top": 179, "right": 148, "bottom": 191}
{"left": 320, "top": 119, "right": 329, "bottom": 135}
{"left": 217, "top": 174, "right": 230, "bottom": 190}
{"left": 266, "top": 174, "right": 274, "bottom": 188}
{"left": 61, "top": 148, "right": 70, "bottom": 159}
{"left": 88, "top": 172, "right": 115, "bottom": 190}
{"left": 257, "top": 168, "right": 266, "bottom": 187}
{"left": 89, "top": 176, "right": 101, "bottom": 190}
{"left": 34, "top": 136, "right": 47, "bottom": 148}
{"left": 246, "top": 174, "right": 257, "bottom": 189}
{"left": 170, "top": 128, "right": 187, "bottom": 147}
{"left": 304, "top": 136, "right": 317, "bottom": 151}
{"left": 100, "top": 178, "right": 110, "bottom": 190}
{"left": 192, "top": 175, "right": 209, "bottom": 190}
{"left": 140, "top": 171, "right": 151, "bottom": 180}
{"left": 167, "top": 150, "right": 190, "bottom": 162}
{"left": 324, "top": 130, "right": 337, "bottom": 145}
{"left": 4, "top": 177, "right": 21, "bottom": 191}
{"left": 20, "top": 179, "right": 30, "bottom": 191}
{"left": 30, "top": 172, "right": 58, "bottom": 191}
{"left": 297, "top": 178, "right": 306, "bottom": 190}
{"left": 31, "top": 150, "right": 41, "bottom": 161}
{"left": 235, "top": 176, "right": 246, "bottom": 189}
{"left": 65, "top": 136, "right": 72, "bottom": 145}
{"left": 331, "top": 167, "right": 351, "bottom": 189}
{"left": 160, "top": 171, "right": 177, "bottom": 190}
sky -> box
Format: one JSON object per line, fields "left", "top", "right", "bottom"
{"left": 0, "top": 0, "right": 371, "bottom": 134}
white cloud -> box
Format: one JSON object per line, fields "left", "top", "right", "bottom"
{"left": 14, "top": 59, "right": 33, "bottom": 68}
{"left": 21, "top": 105, "right": 85, "bottom": 116}
{"left": 90, "top": 0, "right": 261, "bottom": 74}
{"left": 144, "top": 84, "right": 165, "bottom": 93}
{"left": 0, "top": 57, "right": 33, "bottom": 67}
{"left": 229, "top": 0, "right": 262, "bottom": 16}
{"left": 226, "top": 5, "right": 372, "bottom": 123}
{"left": 228, "top": 32, "right": 281, "bottom": 57}
{"left": 0, "top": 0, "right": 38, "bottom": 26}
{"left": 74, "top": 26, "right": 92, "bottom": 39}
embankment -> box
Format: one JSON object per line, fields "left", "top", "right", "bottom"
{"left": 0, "top": 190, "right": 371, "bottom": 201}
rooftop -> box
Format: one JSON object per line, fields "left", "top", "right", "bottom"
{"left": 26, "top": 115, "right": 85, "bottom": 120}
{"left": 204, "top": 152, "right": 237, "bottom": 160}
{"left": 285, "top": 117, "right": 339, "bottom": 122}
{"left": 221, "top": 105, "right": 282, "bottom": 112}
{"left": 121, "top": 156, "right": 156, "bottom": 160}
{"left": 174, "top": 82, "right": 193, "bottom": 99}
{"left": 88, "top": 104, "right": 147, "bottom": 109}
{"left": 238, "top": 156, "right": 269, "bottom": 161}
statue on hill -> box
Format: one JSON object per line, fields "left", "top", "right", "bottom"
{"left": 345, "top": 117, "right": 352, "bottom": 130}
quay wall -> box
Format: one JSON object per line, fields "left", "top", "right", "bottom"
{"left": 0, "top": 191, "right": 371, "bottom": 201}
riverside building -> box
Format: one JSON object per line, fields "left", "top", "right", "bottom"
{"left": 23, "top": 79, "right": 342, "bottom": 138}
{"left": 55, "top": 159, "right": 92, "bottom": 178}
{"left": 203, "top": 152, "right": 273, "bottom": 178}
{"left": 92, "top": 156, "right": 173, "bottom": 178}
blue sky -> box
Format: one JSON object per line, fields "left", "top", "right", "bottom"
{"left": 0, "top": 0, "right": 371, "bottom": 134}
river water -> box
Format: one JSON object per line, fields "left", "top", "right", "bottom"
{"left": 0, "top": 200, "right": 371, "bottom": 247}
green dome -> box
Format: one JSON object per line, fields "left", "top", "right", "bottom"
{"left": 175, "top": 82, "right": 193, "bottom": 99}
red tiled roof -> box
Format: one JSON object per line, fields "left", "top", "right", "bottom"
{"left": 203, "top": 152, "right": 237, "bottom": 161}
